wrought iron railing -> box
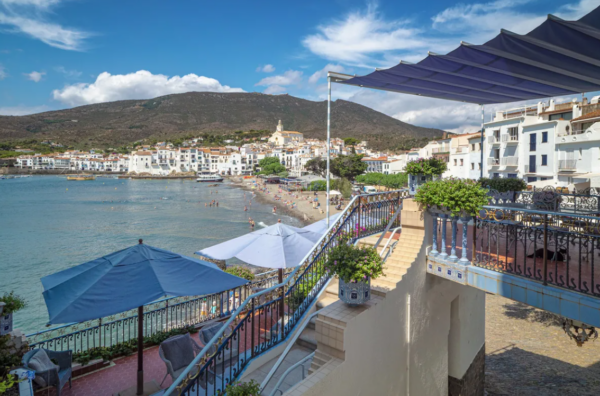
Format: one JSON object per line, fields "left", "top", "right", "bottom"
{"left": 474, "top": 206, "right": 600, "bottom": 297}
{"left": 559, "top": 159, "right": 577, "bottom": 170}
{"left": 165, "top": 191, "right": 407, "bottom": 396}
{"left": 26, "top": 271, "right": 285, "bottom": 353}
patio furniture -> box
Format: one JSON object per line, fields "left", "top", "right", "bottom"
{"left": 22, "top": 348, "right": 72, "bottom": 396}
{"left": 199, "top": 322, "right": 239, "bottom": 366}
{"left": 158, "top": 333, "right": 202, "bottom": 386}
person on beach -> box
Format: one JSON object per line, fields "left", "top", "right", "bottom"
{"left": 205, "top": 203, "right": 207, "bottom": 207}
{"left": 216, "top": 201, "right": 219, "bottom": 207}
{"left": 278, "top": 219, "right": 281, "bottom": 223}
{"left": 273, "top": 206, "right": 277, "bottom": 214}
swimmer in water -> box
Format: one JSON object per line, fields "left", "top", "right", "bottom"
{"left": 216, "top": 202, "right": 219, "bottom": 207}
{"left": 278, "top": 219, "right": 281, "bottom": 223}
{"left": 244, "top": 206, "right": 248, "bottom": 211}
{"left": 205, "top": 203, "right": 207, "bottom": 207}
{"left": 273, "top": 206, "right": 276, "bottom": 214}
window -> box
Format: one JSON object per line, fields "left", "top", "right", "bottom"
{"left": 541, "top": 155, "right": 547, "bottom": 166}
{"left": 454, "top": 159, "right": 457, "bottom": 166}
{"left": 549, "top": 111, "right": 573, "bottom": 121}
{"left": 529, "top": 155, "right": 536, "bottom": 173}
{"left": 542, "top": 132, "right": 548, "bottom": 143}
{"left": 541, "top": 177, "right": 549, "bottom": 181}
{"left": 529, "top": 133, "right": 536, "bottom": 152}
{"left": 460, "top": 159, "right": 464, "bottom": 166}
{"left": 527, "top": 177, "right": 538, "bottom": 182}
{"left": 478, "top": 163, "right": 481, "bottom": 170}
{"left": 471, "top": 144, "right": 476, "bottom": 151}
{"left": 579, "top": 148, "right": 583, "bottom": 160}
{"left": 507, "top": 173, "right": 517, "bottom": 178}
{"left": 471, "top": 162, "right": 475, "bottom": 170}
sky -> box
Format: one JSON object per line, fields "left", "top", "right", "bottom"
{"left": 0, "top": 0, "right": 598, "bottom": 132}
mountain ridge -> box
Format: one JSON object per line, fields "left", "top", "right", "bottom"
{"left": 0, "top": 92, "right": 445, "bottom": 150}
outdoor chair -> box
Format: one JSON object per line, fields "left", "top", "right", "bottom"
{"left": 199, "top": 322, "right": 239, "bottom": 367}
{"left": 158, "top": 333, "right": 202, "bottom": 386}
{"left": 22, "top": 348, "right": 72, "bottom": 396}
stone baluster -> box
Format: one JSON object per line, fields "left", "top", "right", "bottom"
{"left": 440, "top": 215, "right": 448, "bottom": 258}
{"left": 450, "top": 217, "right": 458, "bottom": 260}
{"left": 431, "top": 213, "right": 439, "bottom": 255}
{"left": 460, "top": 216, "right": 470, "bottom": 263}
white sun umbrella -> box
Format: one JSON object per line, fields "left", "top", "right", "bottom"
{"left": 329, "top": 190, "right": 342, "bottom": 196}
{"left": 303, "top": 214, "right": 342, "bottom": 234}
{"left": 197, "top": 223, "right": 323, "bottom": 269}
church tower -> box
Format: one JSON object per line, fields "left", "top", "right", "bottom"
{"left": 276, "top": 120, "right": 284, "bottom": 132}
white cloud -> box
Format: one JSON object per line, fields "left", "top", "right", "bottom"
{"left": 0, "top": 0, "right": 90, "bottom": 50}
{"left": 25, "top": 70, "right": 44, "bottom": 82}
{"left": 256, "top": 64, "right": 275, "bottom": 73}
{"left": 54, "top": 66, "right": 82, "bottom": 78}
{"left": 0, "top": 104, "right": 50, "bottom": 115}
{"left": 308, "top": 64, "right": 346, "bottom": 84}
{"left": 264, "top": 85, "right": 286, "bottom": 95}
{"left": 255, "top": 70, "right": 303, "bottom": 87}
{"left": 52, "top": 70, "right": 245, "bottom": 107}
{"left": 0, "top": 64, "right": 7, "bottom": 80}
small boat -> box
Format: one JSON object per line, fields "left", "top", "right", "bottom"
{"left": 67, "top": 174, "right": 96, "bottom": 181}
{"left": 196, "top": 172, "right": 224, "bottom": 183}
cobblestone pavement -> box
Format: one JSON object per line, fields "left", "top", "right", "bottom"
{"left": 485, "top": 294, "right": 600, "bottom": 396}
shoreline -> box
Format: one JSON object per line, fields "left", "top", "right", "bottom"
{"left": 226, "top": 176, "right": 344, "bottom": 227}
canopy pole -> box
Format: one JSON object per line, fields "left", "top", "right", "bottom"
{"left": 326, "top": 76, "right": 331, "bottom": 228}
{"left": 137, "top": 305, "right": 144, "bottom": 395}
{"left": 480, "top": 105, "right": 485, "bottom": 180}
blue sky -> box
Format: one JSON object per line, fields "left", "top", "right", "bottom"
{"left": 0, "top": 0, "right": 597, "bottom": 131}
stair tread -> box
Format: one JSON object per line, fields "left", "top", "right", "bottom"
{"left": 297, "top": 328, "right": 318, "bottom": 349}
{"left": 317, "top": 295, "right": 338, "bottom": 309}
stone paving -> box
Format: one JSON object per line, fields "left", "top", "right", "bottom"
{"left": 485, "top": 293, "right": 600, "bottom": 396}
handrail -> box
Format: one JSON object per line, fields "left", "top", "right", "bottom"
{"left": 380, "top": 227, "right": 401, "bottom": 258}
{"left": 164, "top": 190, "right": 404, "bottom": 395}
{"left": 374, "top": 200, "right": 403, "bottom": 249}
{"left": 270, "top": 352, "right": 315, "bottom": 396}
{"left": 259, "top": 278, "right": 334, "bottom": 391}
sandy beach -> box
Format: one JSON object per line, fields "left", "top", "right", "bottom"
{"left": 228, "top": 176, "right": 346, "bottom": 225}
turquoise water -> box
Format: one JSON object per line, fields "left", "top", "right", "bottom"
{"left": 0, "top": 176, "right": 301, "bottom": 334}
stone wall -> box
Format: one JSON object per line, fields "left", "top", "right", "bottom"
{"left": 449, "top": 344, "right": 485, "bottom": 396}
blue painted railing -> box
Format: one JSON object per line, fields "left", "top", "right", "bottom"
{"left": 165, "top": 190, "right": 407, "bottom": 396}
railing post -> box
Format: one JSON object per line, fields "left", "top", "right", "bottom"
{"left": 543, "top": 214, "right": 548, "bottom": 285}
{"left": 98, "top": 318, "right": 102, "bottom": 348}
{"left": 472, "top": 216, "right": 477, "bottom": 262}
{"left": 440, "top": 215, "right": 448, "bottom": 258}
{"left": 165, "top": 299, "right": 169, "bottom": 332}
{"left": 357, "top": 196, "right": 362, "bottom": 238}
{"left": 251, "top": 297, "right": 255, "bottom": 358}
{"left": 460, "top": 216, "right": 470, "bottom": 263}
{"left": 450, "top": 217, "right": 458, "bottom": 260}
{"left": 431, "top": 214, "right": 439, "bottom": 255}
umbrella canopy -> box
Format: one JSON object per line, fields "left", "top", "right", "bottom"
{"left": 330, "top": 190, "right": 341, "bottom": 196}
{"left": 42, "top": 242, "right": 249, "bottom": 325}
{"left": 197, "top": 224, "right": 322, "bottom": 269}
{"left": 302, "top": 214, "right": 342, "bottom": 234}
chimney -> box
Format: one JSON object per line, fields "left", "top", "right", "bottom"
{"left": 549, "top": 99, "right": 555, "bottom": 111}
{"left": 537, "top": 102, "right": 544, "bottom": 114}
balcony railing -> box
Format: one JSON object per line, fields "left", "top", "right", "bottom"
{"left": 500, "top": 157, "right": 518, "bottom": 166}
{"left": 451, "top": 146, "right": 469, "bottom": 154}
{"left": 489, "top": 136, "right": 500, "bottom": 144}
{"left": 165, "top": 190, "right": 407, "bottom": 395}
{"left": 559, "top": 159, "right": 577, "bottom": 171}
{"left": 501, "top": 134, "right": 519, "bottom": 143}
{"left": 432, "top": 148, "right": 449, "bottom": 154}
{"left": 487, "top": 158, "right": 500, "bottom": 166}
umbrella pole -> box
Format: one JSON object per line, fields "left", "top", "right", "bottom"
{"left": 137, "top": 305, "right": 144, "bottom": 395}
{"left": 278, "top": 269, "right": 284, "bottom": 329}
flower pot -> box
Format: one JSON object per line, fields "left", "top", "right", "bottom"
{"left": 0, "top": 312, "right": 13, "bottom": 336}
{"left": 339, "top": 278, "right": 371, "bottom": 305}
{"left": 408, "top": 173, "right": 432, "bottom": 195}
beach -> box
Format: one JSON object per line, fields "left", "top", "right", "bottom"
{"left": 228, "top": 176, "right": 346, "bottom": 224}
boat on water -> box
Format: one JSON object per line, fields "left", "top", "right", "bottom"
{"left": 196, "top": 172, "right": 223, "bottom": 183}
{"left": 67, "top": 174, "right": 96, "bottom": 181}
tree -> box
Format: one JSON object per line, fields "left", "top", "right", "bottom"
{"left": 305, "top": 157, "right": 328, "bottom": 177}
{"left": 331, "top": 155, "right": 368, "bottom": 181}
{"left": 343, "top": 137, "right": 360, "bottom": 154}
{"left": 258, "top": 157, "right": 286, "bottom": 175}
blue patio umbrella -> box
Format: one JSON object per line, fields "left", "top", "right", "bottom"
{"left": 41, "top": 240, "right": 248, "bottom": 395}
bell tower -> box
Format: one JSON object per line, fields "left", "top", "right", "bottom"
{"left": 276, "top": 120, "right": 284, "bottom": 132}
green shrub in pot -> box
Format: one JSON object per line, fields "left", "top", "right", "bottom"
{"left": 415, "top": 178, "right": 489, "bottom": 216}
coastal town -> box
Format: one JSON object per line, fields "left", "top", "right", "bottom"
{"left": 5, "top": 96, "right": 600, "bottom": 192}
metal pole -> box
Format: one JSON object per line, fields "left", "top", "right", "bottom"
{"left": 480, "top": 104, "right": 485, "bottom": 180}
{"left": 326, "top": 75, "right": 331, "bottom": 228}
{"left": 137, "top": 306, "right": 144, "bottom": 395}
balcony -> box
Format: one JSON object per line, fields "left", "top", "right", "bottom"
{"left": 432, "top": 147, "right": 449, "bottom": 154}
{"left": 500, "top": 157, "right": 518, "bottom": 166}
{"left": 489, "top": 136, "right": 501, "bottom": 145}
{"left": 559, "top": 159, "right": 577, "bottom": 171}
{"left": 487, "top": 158, "right": 500, "bottom": 166}
{"left": 501, "top": 134, "right": 519, "bottom": 144}
{"left": 451, "top": 146, "right": 468, "bottom": 154}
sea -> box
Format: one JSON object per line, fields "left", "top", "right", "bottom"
{"left": 0, "top": 176, "right": 301, "bottom": 334}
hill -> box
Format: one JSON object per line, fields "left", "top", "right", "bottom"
{"left": 0, "top": 92, "right": 445, "bottom": 150}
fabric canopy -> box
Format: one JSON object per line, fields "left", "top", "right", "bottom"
{"left": 42, "top": 243, "right": 248, "bottom": 324}
{"left": 197, "top": 223, "right": 322, "bottom": 269}
{"left": 340, "top": 6, "right": 600, "bottom": 104}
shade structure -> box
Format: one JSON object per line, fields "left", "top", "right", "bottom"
{"left": 302, "top": 214, "right": 342, "bottom": 234}
{"left": 41, "top": 241, "right": 248, "bottom": 395}
{"left": 338, "top": 6, "right": 600, "bottom": 105}
{"left": 197, "top": 223, "right": 322, "bottom": 269}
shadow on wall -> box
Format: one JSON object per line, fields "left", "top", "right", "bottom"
{"left": 485, "top": 346, "right": 600, "bottom": 395}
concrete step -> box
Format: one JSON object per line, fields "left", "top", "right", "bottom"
{"left": 386, "top": 258, "right": 415, "bottom": 267}
{"left": 307, "top": 316, "right": 316, "bottom": 330}
{"left": 371, "top": 284, "right": 393, "bottom": 297}
{"left": 296, "top": 328, "right": 318, "bottom": 350}
{"left": 372, "top": 278, "right": 399, "bottom": 289}
{"left": 316, "top": 295, "right": 338, "bottom": 310}
{"left": 384, "top": 267, "right": 408, "bottom": 277}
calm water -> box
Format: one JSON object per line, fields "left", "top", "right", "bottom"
{"left": 0, "top": 176, "right": 301, "bottom": 334}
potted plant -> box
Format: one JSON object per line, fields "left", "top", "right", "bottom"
{"left": 224, "top": 379, "right": 261, "bottom": 396}
{"left": 405, "top": 157, "right": 447, "bottom": 195}
{"left": 414, "top": 178, "right": 489, "bottom": 217}
{"left": 324, "top": 243, "right": 385, "bottom": 305}
{"left": 0, "top": 292, "right": 27, "bottom": 336}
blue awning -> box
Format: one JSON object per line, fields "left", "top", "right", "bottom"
{"left": 339, "top": 6, "right": 600, "bottom": 104}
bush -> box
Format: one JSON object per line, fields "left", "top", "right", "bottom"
{"left": 324, "top": 244, "right": 384, "bottom": 283}
{"left": 225, "top": 266, "right": 255, "bottom": 281}
{"left": 224, "top": 379, "right": 261, "bottom": 396}
{"left": 479, "top": 177, "right": 527, "bottom": 193}
{"left": 0, "top": 292, "right": 27, "bottom": 314}
{"left": 354, "top": 173, "right": 408, "bottom": 190}
{"left": 309, "top": 180, "right": 326, "bottom": 191}
{"left": 331, "top": 178, "right": 353, "bottom": 198}
{"left": 405, "top": 157, "right": 447, "bottom": 176}
{"left": 415, "top": 178, "right": 489, "bottom": 216}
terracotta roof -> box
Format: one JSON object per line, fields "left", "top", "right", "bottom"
{"left": 540, "top": 108, "right": 573, "bottom": 116}
{"left": 572, "top": 109, "right": 600, "bottom": 122}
